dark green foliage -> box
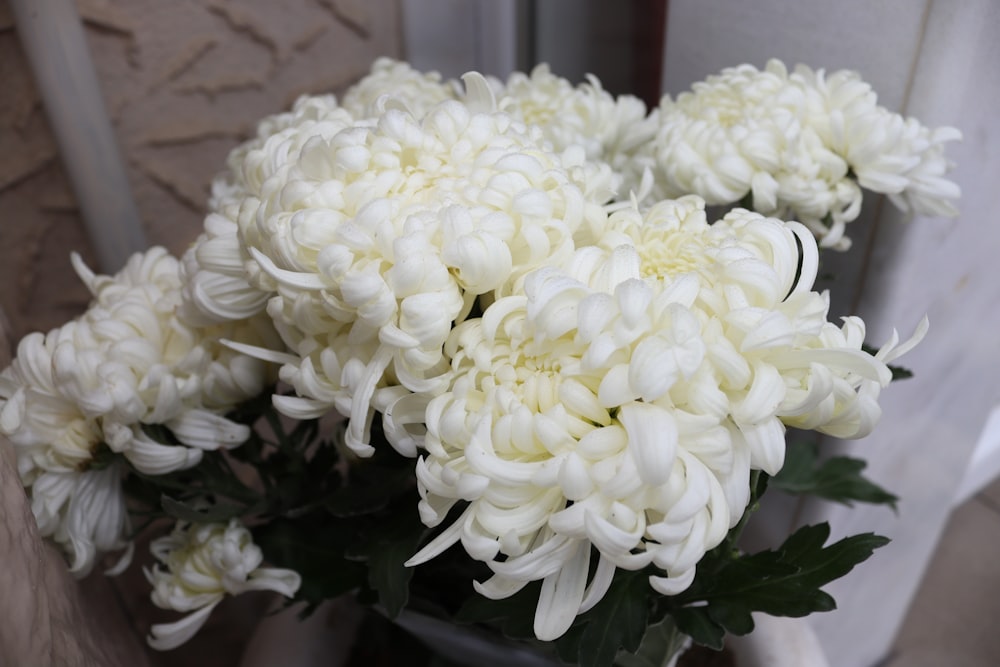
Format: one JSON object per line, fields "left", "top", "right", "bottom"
{"left": 345, "top": 499, "right": 427, "bottom": 618}
{"left": 668, "top": 524, "right": 889, "bottom": 649}
{"left": 254, "top": 517, "right": 367, "bottom": 608}
{"left": 573, "top": 570, "right": 650, "bottom": 667}
{"left": 773, "top": 440, "right": 898, "bottom": 509}
{"left": 115, "top": 393, "right": 894, "bottom": 667}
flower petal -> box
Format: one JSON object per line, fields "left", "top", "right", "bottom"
{"left": 619, "top": 402, "right": 677, "bottom": 486}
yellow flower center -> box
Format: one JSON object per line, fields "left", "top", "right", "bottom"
{"left": 637, "top": 234, "right": 710, "bottom": 280}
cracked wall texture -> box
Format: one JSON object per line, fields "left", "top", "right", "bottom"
{"left": 0, "top": 0, "right": 401, "bottom": 343}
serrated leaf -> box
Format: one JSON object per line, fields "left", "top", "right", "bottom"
{"left": 772, "top": 441, "right": 898, "bottom": 509}
{"left": 367, "top": 523, "right": 425, "bottom": 618}
{"left": 673, "top": 523, "right": 889, "bottom": 646}
{"left": 345, "top": 501, "right": 427, "bottom": 619}
{"left": 672, "top": 607, "right": 725, "bottom": 651}
{"left": 160, "top": 495, "right": 245, "bottom": 523}
{"left": 706, "top": 602, "right": 755, "bottom": 636}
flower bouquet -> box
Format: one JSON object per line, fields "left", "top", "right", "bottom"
{"left": 0, "top": 58, "right": 958, "bottom": 666}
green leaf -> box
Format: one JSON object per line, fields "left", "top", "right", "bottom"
{"left": 888, "top": 364, "right": 913, "bottom": 380}
{"left": 346, "top": 501, "right": 427, "bottom": 619}
{"left": 672, "top": 607, "right": 725, "bottom": 651}
{"left": 576, "top": 570, "right": 650, "bottom": 667}
{"left": 614, "top": 616, "right": 689, "bottom": 667}
{"left": 455, "top": 581, "right": 542, "bottom": 640}
{"left": 706, "top": 602, "right": 755, "bottom": 636}
{"left": 671, "top": 523, "right": 889, "bottom": 647}
{"left": 772, "top": 441, "right": 898, "bottom": 509}
{"left": 160, "top": 495, "right": 245, "bottom": 523}
{"left": 366, "top": 525, "right": 425, "bottom": 618}
{"left": 254, "top": 518, "right": 367, "bottom": 605}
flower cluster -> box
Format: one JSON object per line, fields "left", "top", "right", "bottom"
{"left": 405, "top": 197, "right": 923, "bottom": 639}
{"left": 646, "top": 60, "right": 961, "bottom": 248}
{"left": 191, "top": 74, "right": 612, "bottom": 457}
{"left": 0, "top": 248, "right": 277, "bottom": 575}
{"left": 0, "top": 58, "right": 951, "bottom": 654}
{"left": 497, "top": 64, "right": 658, "bottom": 205}
{"left": 145, "top": 519, "right": 301, "bottom": 650}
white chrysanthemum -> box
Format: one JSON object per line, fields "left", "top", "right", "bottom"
{"left": 498, "top": 64, "right": 657, "bottom": 205}
{"left": 208, "top": 58, "right": 455, "bottom": 230}
{"left": 407, "top": 277, "right": 739, "bottom": 641}
{"left": 222, "top": 95, "right": 349, "bottom": 207}
{"left": 145, "top": 519, "right": 300, "bottom": 651}
{"left": 231, "top": 79, "right": 611, "bottom": 456}
{"left": 579, "top": 198, "right": 925, "bottom": 441}
{"left": 178, "top": 213, "right": 272, "bottom": 328}
{"left": 27, "top": 466, "right": 131, "bottom": 577}
{"left": 340, "top": 56, "right": 459, "bottom": 119}
{"left": 0, "top": 248, "right": 277, "bottom": 574}
{"left": 793, "top": 63, "right": 962, "bottom": 218}
{"left": 183, "top": 100, "right": 359, "bottom": 327}
{"left": 650, "top": 60, "right": 960, "bottom": 249}
{"left": 406, "top": 199, "right": 923, "bottom": 640}
{"left": 184, "top": 60, "right": 462, "bottom": 329}
{"left": 68, "top": 249, "right": 271, "bottom": 463}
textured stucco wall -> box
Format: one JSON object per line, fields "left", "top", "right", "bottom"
{"left": 0, "top": 0, "right": 401, "bottom": 343}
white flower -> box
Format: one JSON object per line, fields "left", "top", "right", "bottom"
{"left": 182, "top": 99, "right": 359, "bottom": 328}
{"left": 340, "top": 57, "right": 458, "bottom": 119}
{"left": 406, "top": 198, "right": 923, "bottom": 640}
{"left": 232, "top": 81, "right": 609, "bottom": 456}
{"left": 0, "top": 248, "right": 276, "bottom": 574}
{"left": 498, "top": 64, "right": 656, "bottom": 204}
{"left": 67, "top": 249, "right": 265, "bottom": 464}
{"left": 188, "top": 59, "right": 464, "bottom": 328}
{"left": 794, "top": 63, "right": 961, "bottom": 218}
{"left": 145, "top": 519, "right": 300, "bottom": 650}
{"left": 29, "top": 466, "right": 131, "bottom": 577}
{"left": 407, "top": 273, "right": 742, "bottom": 641}
{"left": 579, "top": 198, "right": 923, "bottom": 443}
{"left": 178, "top": 213, "right": 271, "bottom": 327}
{"left": 206, "top": 95, "right": 352, "bottom": 241}
{"left": 650, "top": 60, "right": 960, "bottom": 249}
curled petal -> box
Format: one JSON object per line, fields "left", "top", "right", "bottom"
{"left": 619, "top": 402, "right": 677, "bottom": 486}
{"left": 148, "top": 599, "right": 223, "bottom": 651}
{"left": 533, "top": 541, "right": 591, "bottom": 641}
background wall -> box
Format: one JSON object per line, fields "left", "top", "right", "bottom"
{"left": 0, "top": 0, "right": 402, "bottom": 341}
